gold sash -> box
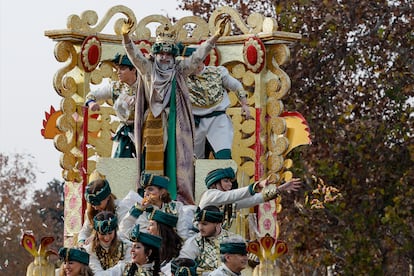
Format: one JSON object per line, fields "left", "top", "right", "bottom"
{"left": 143, "top": 112, "right": 164, "bottom": 174}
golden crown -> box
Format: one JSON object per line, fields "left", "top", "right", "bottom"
{"left": 155, "top": 24, "right": 177, "bottom": 44}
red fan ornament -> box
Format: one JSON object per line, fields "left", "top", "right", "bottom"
{"left": 243, "top": 36, "right": 266, "bottom": 73}
{"left": 134, "top": 40, "right": 152, "bottom": 58}
{"left": 81, "top": 35, "right": 102, "bottom": 72}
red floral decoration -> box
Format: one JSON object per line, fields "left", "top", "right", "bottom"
{"left": 134, "top": 40, "right": 152, "bottom": 58}
{"left": 243, "top": 36, "right": 266, "bottom": 73}
{"left": 275, "top": 240, "right": 288, "bottom": 256}
{"left": 80, "top": 35, "right": 102, "bottom": 72}
{"left": 247, "top": 240, "right": 260, "bottom": 256}
{"left": 260, "top": 233, "right": 275, "bottom": 251}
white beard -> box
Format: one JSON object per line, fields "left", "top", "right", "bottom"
{"left": 151, "top": 55, "right": 176, "bottom": 117}
{"left": 155, "top": 57, "right": 174, "bottom": 70}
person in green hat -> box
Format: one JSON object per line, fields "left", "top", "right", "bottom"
{"left": 199, "top": 167, "right": 302, "bottom": 228}
{"left": 84, "top": 211, "right": 132, "bottom": 274}
{"left": 85, "top": 53, "right": 140, "bottom": 158}
{"left": 209, "top": 237, "right": 249, "bottom": 276}
{"left": 120, "top": 16, "right": 230, "bottom": 205}
{"left": 119, "top": 173, "right": 196, "bottom": 242}
{"left": 78, "top": 176, "right": 130, "bottom": 247}
{"left": 178, "top": 205, "right": 241, "bottom": 275}
{"left": 147, "top": 209, "right": 182, "bottom": 275}
{"left": 58, "top": 247, "right": 93, "bottom": 276}
{"left": 110, "top": 224, "right": 162, "bottom": 275}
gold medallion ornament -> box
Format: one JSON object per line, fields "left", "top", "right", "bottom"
{"left": 81, "top": 35, "right": 102, "bottom": 72}
{"left": 243, "top": 36, "right": 266, "bottom": 73}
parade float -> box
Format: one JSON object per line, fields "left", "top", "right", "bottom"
{"left": 42, "top": 5, "right": 310, "bottom": 275}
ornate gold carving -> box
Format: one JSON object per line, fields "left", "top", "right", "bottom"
{"left": 268, "top": 117, "right": 286, "bottom": 136}
{"left": 90, "top": 62, "right": 115, "bottom": 85}
{"left": 269, "top": 136, "right": 289, "bottom": 156}
{"left": 268, "top": 154, "right": 284, "bottom": 172}
{"left": 210, "top": 7, "right": 264, "bottom": 35}
{"left": 134, "top": 15, "right": 172, "bottom": 40}
{"left": 266, "top": 44, "right": 291, "bottom": 100}
{"left": 175, "top": 16, "right": 209, "bottom": 41}
{"left": 67, "top": 5, "right": 136, "bottom": 35}
{"left": 266, "top": 98, "right": 284, "bottom": 117}
{"left": 45, "top": 6, "right": 302, "bottom": 252}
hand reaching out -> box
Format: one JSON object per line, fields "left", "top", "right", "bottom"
{"left": 240, "top": 97, "right": 252, "bottom": 119}
{"left": 241, "top": 104, "right": 251, "bottom": 119}
{"left": 88, "top": 102, "right": 100, "bottom": 112}
{"left": 215, "top": 15, "right": 230, "bottom": 37}
{"left": 277, "top": 178, "right": 302, "bottom": 193}
{"left": 259, "top": 177, "right": 302, "bottom": 201}
{"left": 254, "top": 176, "right": 302, "bottom": 193}
{"left": 78, "top": 236, "right": 93, "bottom": 247}
{"left": 121, "top": 18, "right": 134, "bottom": 35}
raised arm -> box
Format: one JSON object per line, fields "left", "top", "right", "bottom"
{"left": 121, "top": 19, "right": 151, "bottom": 76}
{"left": 180, "top": 15, "right": 231, "bottom": 76}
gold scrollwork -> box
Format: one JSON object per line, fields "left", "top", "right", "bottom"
{"left": 67, "top": 5, "right": 136, "bottom": 35}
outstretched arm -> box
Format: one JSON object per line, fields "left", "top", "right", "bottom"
{"left": 277, "top": 178, "right": 302, "bottom": 193}
{"left": 121, "top": 19, "right": 151, "bottom": 75}
{"left": 252, "top": 177, "right": 302, "bottom": 201}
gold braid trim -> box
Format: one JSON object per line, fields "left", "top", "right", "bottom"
{"left": 143, "top": 112, "right": 164, "bottom": 174}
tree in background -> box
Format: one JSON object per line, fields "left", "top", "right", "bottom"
{"left": 0, "top": 153, "right": 36, "bottom": 273}
{"left": 0, "top": 153, "right": 64, "bottom": 274}
{"left": 26, "top": 179, "right": 64, "bottom": 251}
{"left": 178, "top": 0, "right": 414, "bottom": 274}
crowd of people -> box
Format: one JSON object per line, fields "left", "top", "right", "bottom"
{"left": 58, "top": 15, "right": 302, "bottom": 276}
{"left": 59, "top": 169, "right": 299, "bottom": 276}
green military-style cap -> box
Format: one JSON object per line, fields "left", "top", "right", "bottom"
{"left": 205, "top": 167, "right": 237, "bottom": 189}
{"left": 58, "top": 247, "right": 90, "bottom": 265}
{"left": 220, "top": 242, "right": 248, "bottom": 255}
{"left": 129, "top": 225, "right": 162, "bottom": 248}
{"left": 194, "top": 207, "right": 224, "bottom": 223}
{"left": 171, "top": 258, "right": 198, "bottom": 276}
{"left": 148, "top": 209, "right": 178, "bottom": 228}
{"left": 93, "top": 214, "right": 118, "bottom": 234}
{"left": 111, "top": 53, "right": 133, "bottom": 67}
{"left": 84, "top": 179, "right": 111, "bottom": 206}
{"left": 141, "top": 173, "right": 169, "bottom": 189}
